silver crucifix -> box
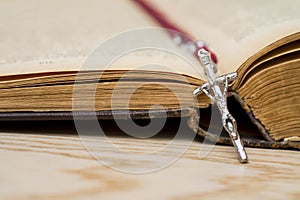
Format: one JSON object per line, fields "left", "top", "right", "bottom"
{"left": 193, "top": 48, "right": 248, "bottom": 163}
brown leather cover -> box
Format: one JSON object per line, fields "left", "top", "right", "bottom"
{"left": 0, "top": 108, "right": 188, "bottom": 121}
{"left": 0, "top": 108, "right": 298, "bottom": 150}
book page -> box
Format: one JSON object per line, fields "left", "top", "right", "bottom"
{"left": 148, "top": 0, "right": 300, "bottom": 74}
{"left": 0, "top": 0, "right": 205, "bottom": 79}
{"left": 1, "top": 0, "right": 299, "bottom": 79}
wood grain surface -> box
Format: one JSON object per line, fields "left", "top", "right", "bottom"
{"left": 0, "top": 132, "right": 299, "bottom": 200}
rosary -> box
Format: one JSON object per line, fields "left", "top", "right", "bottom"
{"left": 133, "top": 0, "right": 248, "bottom": 163}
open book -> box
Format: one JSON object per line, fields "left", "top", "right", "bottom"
{"left": 0, "top": 0, "right": 299, "bottom": 149}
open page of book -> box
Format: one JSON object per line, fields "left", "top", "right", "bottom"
{"left": 148, "top": 0, "right": 300, "bottom": 74}
{"left": 0, "top": 0, "right": 205, "bottom": 80}
{"left": 1, "top": 0, "right": 299, "bottom": 80}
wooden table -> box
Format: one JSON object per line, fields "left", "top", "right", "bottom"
{"left": 0, "top": 132, "right": 299, "bottom": 200}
